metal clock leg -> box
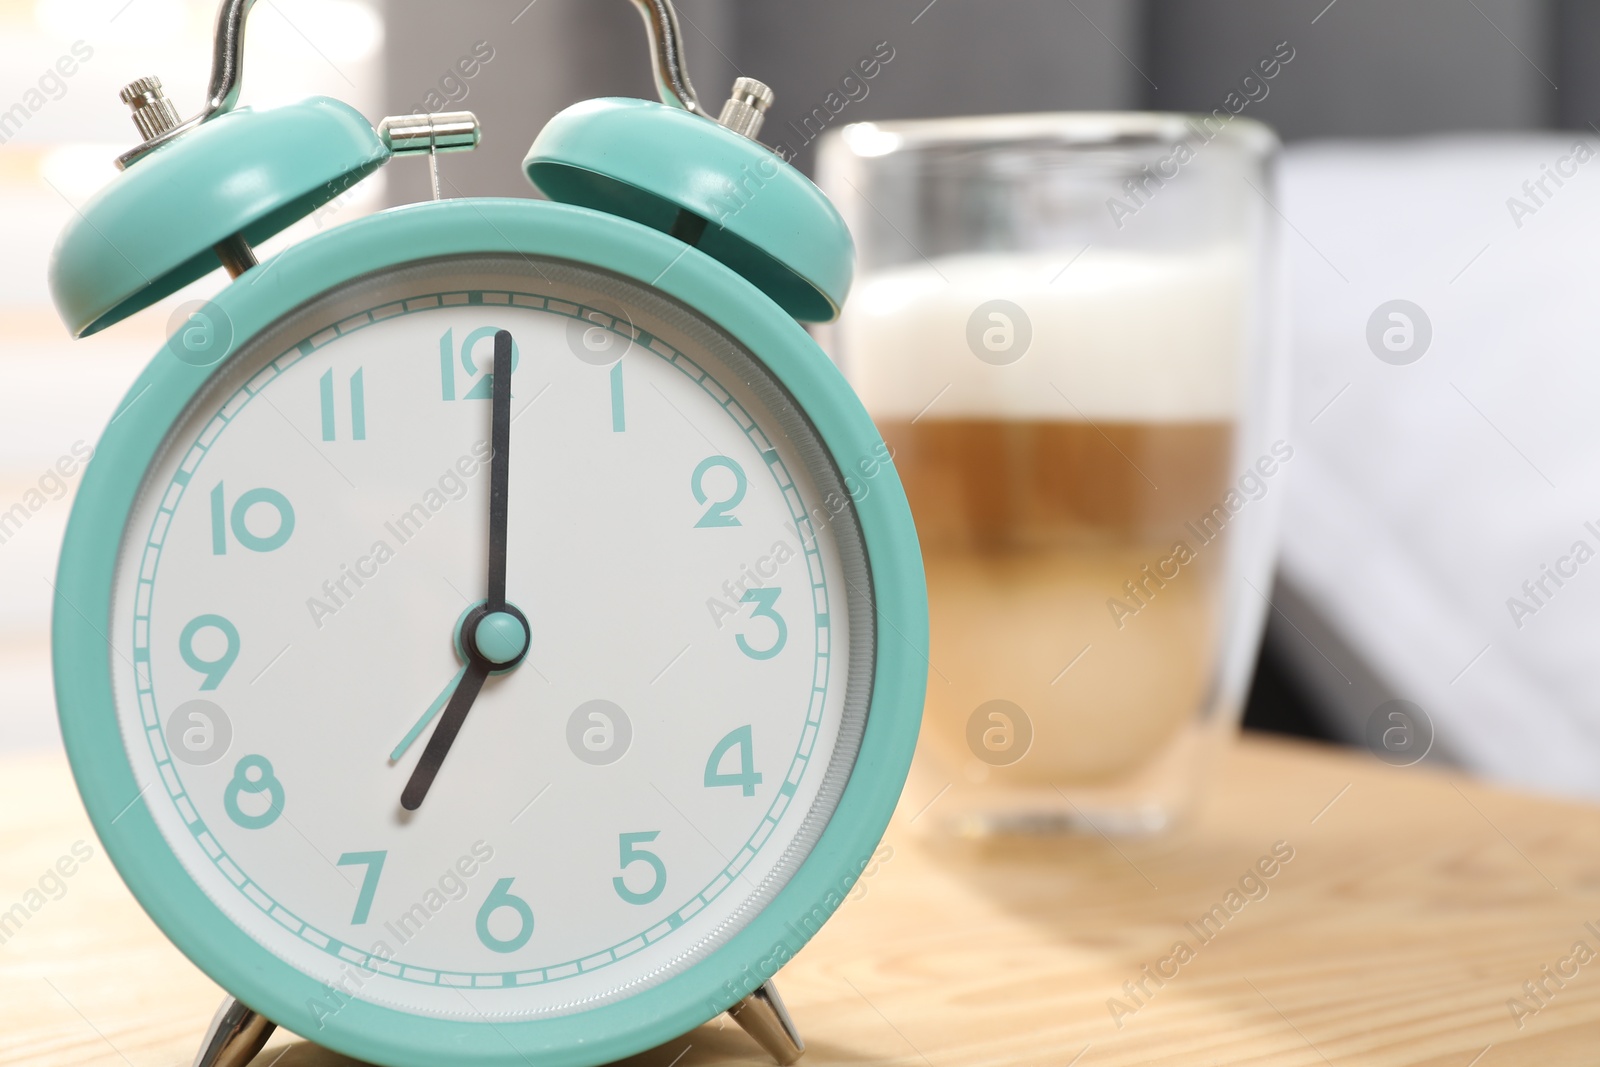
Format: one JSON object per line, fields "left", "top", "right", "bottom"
{"left": 191, "top": 995, "right": 276, "bottom": 1067}
{"left": 729, "top": 979, "right": 805, "bottom": 1064}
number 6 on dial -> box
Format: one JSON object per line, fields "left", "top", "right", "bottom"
{"left": 476, "top": 877, "right": 534, "bottom": 953}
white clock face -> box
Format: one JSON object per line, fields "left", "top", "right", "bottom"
{"left": 108, "top": 256, "right": 875, "bottom": 1021}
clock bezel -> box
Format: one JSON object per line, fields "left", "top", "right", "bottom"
{"left": 53, "top": 197, "right": 928, "bottom": 1067}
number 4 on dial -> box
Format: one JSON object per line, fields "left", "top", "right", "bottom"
{"left": 704, "top": 725, "right": 762, "bottom": 796}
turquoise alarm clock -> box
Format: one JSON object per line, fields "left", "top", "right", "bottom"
{"left": 46, "top": 2, "right": 927, "bottom": 1065}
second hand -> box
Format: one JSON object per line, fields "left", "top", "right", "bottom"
{"left": 390, "top": 665, "right": 466, "bottom": 762}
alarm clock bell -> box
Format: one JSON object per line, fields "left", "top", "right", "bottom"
{"left": 526, "top": 95, "right": 853, "bottom": 322}
{"left": 49, "top": 85, "right": 388, "bottom": 339}
{"left": 46, "top": 2, "right": 866, "bottom": 1065}
{"left": 49, "top": 0, "right": 852, "bottom": 341}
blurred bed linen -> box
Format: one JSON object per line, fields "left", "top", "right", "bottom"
{"left": 1277, "top": 134, "right": 1600, "bottom": 800}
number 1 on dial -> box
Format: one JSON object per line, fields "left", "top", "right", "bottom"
{"left": 610, "top": 361, "right": 625, "bottom": 432}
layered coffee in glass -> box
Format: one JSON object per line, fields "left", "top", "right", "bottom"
{"left": 820, "top": 114, "right": 1285, "bottom": 835}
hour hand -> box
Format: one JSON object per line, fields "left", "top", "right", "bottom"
{"left": 399, "top": 606, "right": 528, "bottom": 808}
{"left": 401, "top": 660, "right": 489, "bottom": 810}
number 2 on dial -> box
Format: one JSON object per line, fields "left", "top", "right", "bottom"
{"left": 691, "top": 455, "right": 746, "bottom": 527}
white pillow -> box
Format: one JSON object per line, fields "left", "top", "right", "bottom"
{"left": 1279, "top": 134, "right": 1600, "bottom": 798}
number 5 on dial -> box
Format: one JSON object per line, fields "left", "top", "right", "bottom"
{"left": 612, "top": 831, "right": 666, "bottom": 905}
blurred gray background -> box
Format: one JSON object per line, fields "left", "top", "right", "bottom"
{"left": 382, "top": 0, "right": 1596, "bottom": 748}
{"left": 8, "top": 0, "right": 1592, "bottom": 767}
{"left": 384, "top": 0, "right": 1584, "bottom": 202}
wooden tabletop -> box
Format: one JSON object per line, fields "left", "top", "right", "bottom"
{"left": 3, "top": 734, "right": 1597, "bottom": 1067}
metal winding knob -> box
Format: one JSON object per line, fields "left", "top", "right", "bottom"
{"left": 120, "top": 76, "right": 182, "bottom": 141}
{"left": 717, "top": 77, "right": 775, "bottom": 141}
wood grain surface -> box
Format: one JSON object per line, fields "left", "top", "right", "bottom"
{"left": 2, "top": 735, "right": 1597, "bottom": 1066}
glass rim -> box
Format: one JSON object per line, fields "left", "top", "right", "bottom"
{"left": 824, "top": 111, "right": 1279, "bottom": 159}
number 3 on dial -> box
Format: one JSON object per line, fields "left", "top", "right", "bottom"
{"left": 736, "top": 587, "right": 786, "bottom": 660}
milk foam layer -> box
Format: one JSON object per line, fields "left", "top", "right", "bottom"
{"left": 839, "top": 247, "right": 1247, "bottom": 421}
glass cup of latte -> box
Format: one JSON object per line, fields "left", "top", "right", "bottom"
{"left": 819, "top": 114, "right": 1285, "bottom": 836}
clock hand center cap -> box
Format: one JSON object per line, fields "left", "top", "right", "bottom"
{"left": 472, "top": 610, "right": 529, "bottom": 666}
{"left": 454, "top": 601, "right": 531, "bottom": 670}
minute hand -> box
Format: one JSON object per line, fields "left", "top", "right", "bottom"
{"left": 485, "top": 328, "right": 512, "bottom": 611}
{"left": 400, "top": 329, "right": 515, "bottom": 811}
